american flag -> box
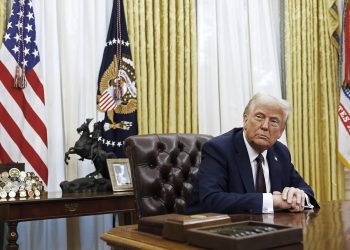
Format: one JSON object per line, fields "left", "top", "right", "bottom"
{"left": 0, "top": 0, "right": 48, "bottom": 184}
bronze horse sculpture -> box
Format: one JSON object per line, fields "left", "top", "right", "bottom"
{"left": 64, "top": 118, "right": 115, "bottom": 179}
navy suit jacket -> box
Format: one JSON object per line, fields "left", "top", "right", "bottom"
{"left": 186, "top": 128, "right": 319, "bottom": 214}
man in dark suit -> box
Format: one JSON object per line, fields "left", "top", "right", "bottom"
{"left": 187, "top": 93, "right": 319, "bottom": 214}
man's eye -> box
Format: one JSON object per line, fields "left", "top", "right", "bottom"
{"left": 270, "top": 119, "right": 280, "bottom": 127}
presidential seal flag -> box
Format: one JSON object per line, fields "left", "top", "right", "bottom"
{"left": 339, "top": 0, "right": 350, "bottom": 170}
{"left": 0, "top": 0, "right": 48, "bottom": 184}
{"left": 97, "top": 0, "right": 138, "bottom": 157}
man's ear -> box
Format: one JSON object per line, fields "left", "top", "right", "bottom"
{"left": 277, "top": 125, "right": 285, "bottom": 138}
{"left": 243, "top": 113, "right": 248, "bottom": 129}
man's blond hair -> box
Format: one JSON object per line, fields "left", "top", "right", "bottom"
{"left": 243, "top": 93, "right": 292, "bottom": 123}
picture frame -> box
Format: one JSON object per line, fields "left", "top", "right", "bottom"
{"left": 107, "top": 158, "right": 133, "bottom": 192}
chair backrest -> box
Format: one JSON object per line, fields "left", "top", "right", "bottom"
{"left": 125, "top": 133, "right": 212, "bottom": 219}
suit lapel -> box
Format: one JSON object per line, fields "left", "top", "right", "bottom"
{"left": 267, "top": 148, "right": 283, "bottom": 192}
{"left": 234, "top": 129, "right": 256, "bottom": 192}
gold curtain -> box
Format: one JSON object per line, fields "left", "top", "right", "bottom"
{"left": 285, "top": 0, "right": 344, "bottom": 201}
{"left": 0, "top": 0, "right": 7, "bottom": 46}
{"left": 124, "top": 0, "right": 198, "bottom": 134}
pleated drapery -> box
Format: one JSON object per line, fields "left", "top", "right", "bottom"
{"left": 284, "top": 0, "right": 344, "bottom": 201}
{"left": 197, "top": 0, "right": 283, "bottom": 137}
{"left": 0, "top": 0, "right": 6, "bottom": 46}
{"left": 124, "top": 0, "right": 198, "bottom": 134}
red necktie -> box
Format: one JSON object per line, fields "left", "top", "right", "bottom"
{"left": 256, "top": 154, "right": 266, "bottom": 193}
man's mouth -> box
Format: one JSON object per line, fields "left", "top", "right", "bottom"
{"left": 257, "top": 134, "right": 269, "bottom": 140}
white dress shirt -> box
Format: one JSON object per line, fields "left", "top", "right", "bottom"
{"left": 243, "top": 132, "right": 274, "bottom": 213}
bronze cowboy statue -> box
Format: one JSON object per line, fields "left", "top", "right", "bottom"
{"left": 64, "top": 118, "right": 93, "bottom": 166}
{"left": 62, "top": 118, "right": 115, "bottom": 192}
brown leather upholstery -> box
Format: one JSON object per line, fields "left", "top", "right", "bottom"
{"left": 125, "top": 134, "right": 212, "bottom": 219}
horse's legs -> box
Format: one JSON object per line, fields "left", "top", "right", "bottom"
{"left": 64, "top": 147, "right": 75, "bottom": 164}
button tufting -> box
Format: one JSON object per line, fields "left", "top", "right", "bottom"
{"left": 178, "top": 142, "right": 184, "bottom": 151}
{"left": 157, "top": 142, "right": 165, "bottom": 152}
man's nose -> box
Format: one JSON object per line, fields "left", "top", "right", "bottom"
{"left": 261, "top": 119, "right": 269, "bottom": 130}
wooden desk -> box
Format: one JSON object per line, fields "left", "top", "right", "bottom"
{"left": 101, "top": 200, "right": 350, "bottom": 250}
{"left": 0, "top": 191, "right": 134, "bottom": 250}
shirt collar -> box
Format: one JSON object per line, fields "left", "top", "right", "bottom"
{"left": 243, "top": 131, "right": 267, "bottom": 164}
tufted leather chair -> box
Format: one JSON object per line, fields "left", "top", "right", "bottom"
{"left": 124, "top": 133, "right": 212, "bottom": 219}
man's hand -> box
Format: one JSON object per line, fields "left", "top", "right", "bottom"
{"left": 282, "top": 187, "right": 305, "bottom": 212}
{"left": 272, "top": 188, "right": 305, "bottom": 212}
{"left": 272, "top": 191, "right": 293, "bottom": 210}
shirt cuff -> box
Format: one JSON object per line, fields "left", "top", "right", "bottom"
{"left": 304, "top": 194, "right": 314, "bottom": 209}
{"left": 262, "top": 193, "right": 274, "bottom": 213}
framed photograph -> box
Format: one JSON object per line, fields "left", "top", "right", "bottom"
{"left": 107, "top": 158, "right": 133, "bottom": 192}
